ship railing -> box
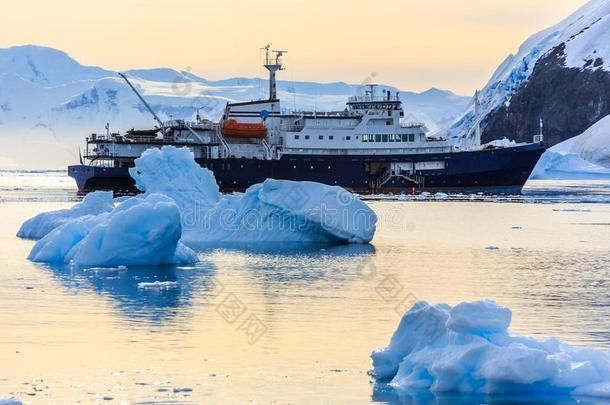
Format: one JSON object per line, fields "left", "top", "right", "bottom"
{"left": 348, "top": 95, "right": 400, "bottom": 103}
{"left": 287, "top": 110, "right": 352, "bottom": 117}
{"left": 214, "top": 126, "right": 231, "bottom": 158}
{"left": 281, "top": 124, "right": 305, "bottom": 132}
{"left": 400, "top": 122, "right": 426, "bottom": 128}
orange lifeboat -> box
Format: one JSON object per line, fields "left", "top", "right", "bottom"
{"left": 221, "top": 119, "right": 267, "bottom": 139}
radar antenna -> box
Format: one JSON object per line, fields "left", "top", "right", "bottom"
{"left": 261, "top": 43, "right": 287, "bottom": 100}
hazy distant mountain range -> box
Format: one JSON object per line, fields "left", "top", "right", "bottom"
{"left": 0, "top": 45, "right": 468, "bottom": 168}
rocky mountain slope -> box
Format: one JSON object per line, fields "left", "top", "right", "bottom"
{"left": 443, "top": 0, "right": 610, "bottom": 150}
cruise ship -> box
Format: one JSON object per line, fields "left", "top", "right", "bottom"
{"left": 68, "top": 46, "right": 545, "bottom": 194}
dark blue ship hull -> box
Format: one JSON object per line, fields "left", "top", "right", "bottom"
{"left": 68, "top": 143, "right": 545, "bottom": 194}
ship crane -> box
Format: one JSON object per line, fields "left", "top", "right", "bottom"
{"left": 118, "top": 72, "right": 166, "bottom": 132}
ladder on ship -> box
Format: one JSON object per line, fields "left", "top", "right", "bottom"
{"left": 371, "top": 171, "right": 422, "bottom": 194}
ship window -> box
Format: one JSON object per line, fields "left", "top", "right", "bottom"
{"left": 346, "top": 136, "right": 351, "bottom": 140}
{"left": 319, "top": 135, "right": 324, "bottom": 140}
{"left": 389, "top": 134, "right": 395, "bottom": 143}
{"left": 382, "top": 134, "right": 389, "bottom": 142}
{"left": 409, "top": 134, "right": 415, "bottom": 142}
{"left": 386, "top": 120, "right": 392, "bottom": 125}
{"left": 305, "top": 135, "right": 310, "bottom": 140}
{"left": 295, "top": 135, "right": 300, "bottom": 140}
{"left": 375, "top": 134, "right": 382, "bottom": 142}
{"left": 329, "top": 136, "right": 334, "bottom": 140}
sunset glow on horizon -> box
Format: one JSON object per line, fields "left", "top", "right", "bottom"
{"left": 1, "top": 0, "right": 588, "bottom": 94}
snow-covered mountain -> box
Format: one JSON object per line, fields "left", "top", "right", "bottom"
{"left": 443, "top": 0, "right": 610, "bottom": 149}
{"left": 0, "top": 45, "right": 468, "bottom": 168}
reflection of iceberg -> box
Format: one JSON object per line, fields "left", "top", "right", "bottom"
{"left": 371, "top": 300, "right": 610, "bottom": 399}
{"left": 194, "top": 243, "right": 376, "bottom": 285}
{"left": 16, "top": 190, "right": 113, "bottom": 239}
{"left": 28, "top": 193, "right": 197, "bottom": 266}
{"left": 42, "top": 262, "right": 217, "bottom": 325}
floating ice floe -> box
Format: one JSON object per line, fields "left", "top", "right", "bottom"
{"left": 16, "top": 190, "right": 114, "bottom": 239}
{"left": 130, "top": 146, "right": 377, "bottom": 244}
{"left": 28, "top": 193, "right": 197, "bottom": 267}
{"left": 371, "top": 300, "right": 610, "bottom": 398}
{"left": 137, "top": 281, "right": 180, "bottom": 290}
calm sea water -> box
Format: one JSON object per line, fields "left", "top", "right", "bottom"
{"left": 1, "top": 172, "right": 610, "bottom": 404}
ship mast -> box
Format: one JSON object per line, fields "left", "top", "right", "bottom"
{"left": 261, "top": 44, "right": 286, "bottom": 100}
{"left": 474, "top": 90, "right": 482, "bottom": 148}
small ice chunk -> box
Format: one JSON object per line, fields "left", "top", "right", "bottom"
{"left": 486, "top": 245, "right": 500, "bottom": 250}
{"left": 137, "top": 281, "right": 179, "bottom": 290}
{"left": 173, "top": 387, "right": 193, "bottom": 393}
{"left": 17, "top": 191, "right": 114, "bottom": 239}
{"left": 434, "top": 192, "right": 449, "bottom": 200}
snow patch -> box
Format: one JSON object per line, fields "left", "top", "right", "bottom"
{"left": 371, "top": 300, "right": 610, "bottom": 398}
{"left": 569, "top": 114, "right": 610, "bottom": 168}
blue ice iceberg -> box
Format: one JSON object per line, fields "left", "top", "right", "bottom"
{"left": 371, "top": 300, "right": 610, "bottom": 398}
{"left": 16, "top": 190, "right": 114, "bottom": 239}
{"left": 22, "top": 146, "right": 375, "bottom": 267}
{"left": 28, "top": 193, "right": 197, "bottom": 267}
{"left": 130, "top": 146, "right": 377, "bottom": 244}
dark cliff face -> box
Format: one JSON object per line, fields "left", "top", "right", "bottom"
{"left": 482, "top": 44, "right": 610, "bottom": 147}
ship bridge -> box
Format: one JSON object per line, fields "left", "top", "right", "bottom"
{"left": 347, "top": 84, "right": 402, "bottom": 112}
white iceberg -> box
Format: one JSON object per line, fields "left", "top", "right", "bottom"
{"left": 371, "top": 300, "right": 610, "bottom": 398}
{"left": 129, "top": 146, "right": 377, "bottom": 244}
{"left": 16, "top": 190, "right": 114, "bottom": 239}
{"left": 28, "top": 193, "right": 197, "bottom": 267}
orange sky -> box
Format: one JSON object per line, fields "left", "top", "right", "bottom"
{"left": 0, "top": 0, "right": 589, "bottom": 94}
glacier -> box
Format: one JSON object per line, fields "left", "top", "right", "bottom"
{"left": 22, "top": 146, "right": 376, "bottom": 267}
{"left": 28, "top": 193, "right": 197, "bottom": 267}
{"left": 371, "top": 300, "right": 610, "bottom": 399}
{"left": 16, "top": 190, "right": 114, "bottom": 239}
